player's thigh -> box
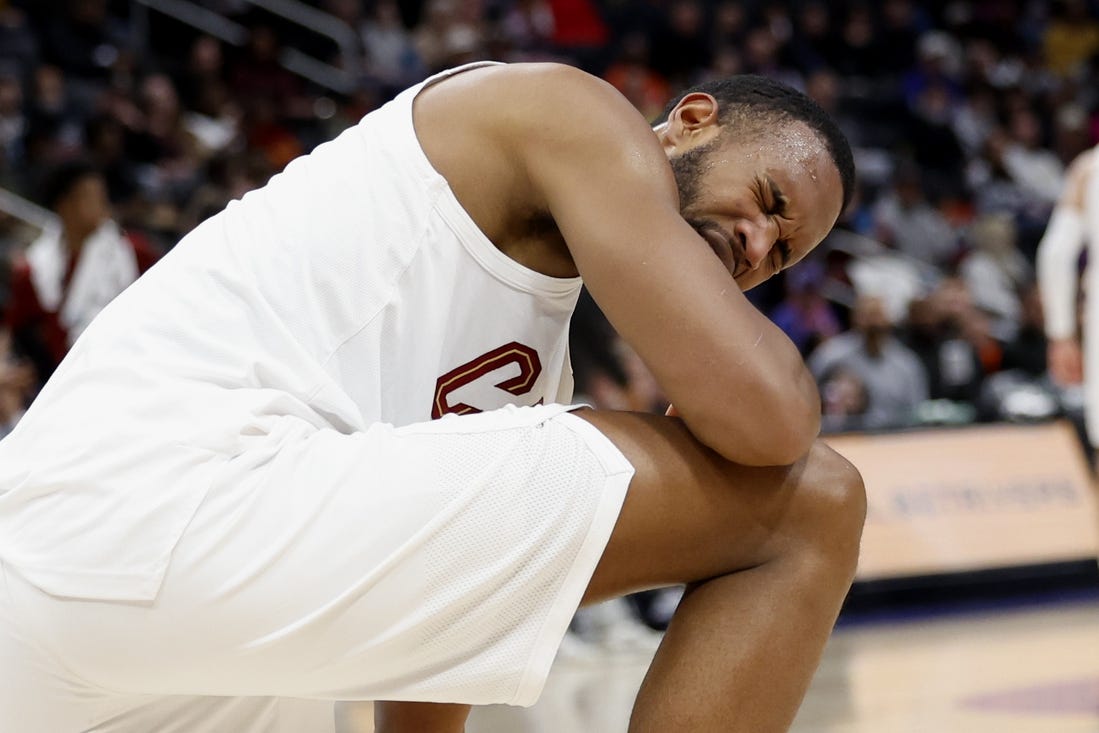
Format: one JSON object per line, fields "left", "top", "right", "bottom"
{"left": 576, "top": 409, "right": 866, "bottom": 603}
{"left": 26, "top": 406, "right": 630, "bottom": 706}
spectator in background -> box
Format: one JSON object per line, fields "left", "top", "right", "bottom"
{"left": 230, "top": 23, "right": 309, "bottom": 120}
{"left": 877, "top": 0, "right": 923, "bottom": 76}
{"left": 1043, "top": 0, "right": 1099, "bottom": 78}
{"left": 769, "top": 259, "right": 841, "bottom": 357}
{"left": 903, "top": 287, "right": 983, "bottom": 406}
{"left": 809, "top": 294, "right": 929, "bottom": 429}
{"left": 939, "top": 274, "right": 1005, "bottom": 377}
{"left": 960, "top": 213, "right": 1032, "bottom": 341}
{"left": 25, "top": 64, "right": 82, "bottom": 165}
{"left": 832, "top": 4, "right": 878, "bottom": 79}
{"left": 649, "top": 0, "right": 711, "bottom": 89}
{"left": 819, "top": 366, "right": 870, "bottom": 433}
{"left": 83, "top": 114, "right": 139, "bottom": 213}
{"left": 603, "top": 32, "right": 671, "bottom": 121}
{"left": 0, "top": 69, "right": 26, "bottom": 185}
{"left": 4, "top": 160, "right": 156, "bottom": 384}
{"left": 1000, "top": 107, "right": 1066, "bottom": 207}
{"left": 788, "top": 1, "right": 841, "bottom": 73}
{"left": 1003, "top": 283, "right": 1049, "bottom": 378}
{"left": 710, "top": 1, "right": 748, "bottom": 53}
{"left": 903, "top": 78, "right": 968, "bottom": 198}
{"left": 0, "top": 4, "right": 39, "bottom": 78}
{"left": 362, "top": 0, "right": 426, "bottom": 91}
{"left": 873, "top": 163, "right": 959, "bottom": 267}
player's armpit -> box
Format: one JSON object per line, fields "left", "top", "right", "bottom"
{"left": 502, "top": 64, "right": 820, "bottom": 466}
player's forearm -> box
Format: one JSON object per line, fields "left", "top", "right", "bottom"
{"left": 1036, "top": 206, "right": 1085, "bottom": 339}
{"left": 672, "top": 336, "right": 821, "bottom": 467}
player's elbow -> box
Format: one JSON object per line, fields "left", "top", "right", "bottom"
{"left": 745, "top": 402, "right": 819, "bottom": 466}
{"left": 700, "top": 392, "right": 821, "bottom": 467}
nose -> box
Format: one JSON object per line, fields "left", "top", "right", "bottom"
{"left": 733, "top": 215, "right": 779, "bottom": 271}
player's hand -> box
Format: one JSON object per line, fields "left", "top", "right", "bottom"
{"left": 1048, "top": 338, "right": 1084, "bottom": 385}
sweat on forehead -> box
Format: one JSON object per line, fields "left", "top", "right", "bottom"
{"left": 719, "top": 116, "right": 829, "bottom": 167}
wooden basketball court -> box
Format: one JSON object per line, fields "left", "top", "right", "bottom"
{"left": 337, "top": 592, "right": 1099, "bottom": 732}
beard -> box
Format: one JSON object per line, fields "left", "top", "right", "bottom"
{"left": 668, "top": 139, "right": 719, "bottom": 214}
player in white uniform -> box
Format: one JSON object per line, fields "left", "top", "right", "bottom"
{"left": 1038, "top": 145, "right": 1099, "bottom": 448}
{"left": 0, "top": 63, "right": 864, "bottom": 732}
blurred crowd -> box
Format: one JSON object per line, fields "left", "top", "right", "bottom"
{"left": 1, "top": 0, "right": 1098, "bottom": 440}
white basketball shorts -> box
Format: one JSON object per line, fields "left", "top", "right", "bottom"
{"left": 0, "top": 404, "right": 634, "bottom": 732}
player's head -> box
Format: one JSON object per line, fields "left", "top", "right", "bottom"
{"left": 654, "top": 75, "right": 854, "bottom": 291}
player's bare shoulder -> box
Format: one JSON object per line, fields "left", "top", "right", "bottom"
{"left": 487, "top": 63, "right": 678, "bottom": 206}
{"left": 413, "top": 63, "right": 676, "bottom": 248}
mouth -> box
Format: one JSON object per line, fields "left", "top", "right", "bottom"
{"left": 694, "top": 221, "right": 746, "bottom": 279}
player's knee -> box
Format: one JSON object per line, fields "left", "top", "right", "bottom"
{"left": 793, "top": 441, "right": 866, "bottom": 573}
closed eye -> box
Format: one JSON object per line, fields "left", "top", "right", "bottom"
{"left": 764, "top": 175, "right": 790, "bottom": 218}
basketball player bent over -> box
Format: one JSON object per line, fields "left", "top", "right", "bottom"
{"left": 0, "top": 63, "right": 863, "bottom": 733}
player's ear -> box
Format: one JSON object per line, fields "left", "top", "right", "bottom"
{"left": 661, "top": 93, "right": 721, "bottom": 153}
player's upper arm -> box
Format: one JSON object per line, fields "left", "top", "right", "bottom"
{"left": 496, "top": 65, "right": 819, "bottom": 466}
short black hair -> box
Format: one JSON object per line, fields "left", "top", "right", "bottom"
{"left": 658, "top": 75, "right": 856, "bottom": 213}
{"left": 39, "top": 159, "right": 102, "bottom": 211}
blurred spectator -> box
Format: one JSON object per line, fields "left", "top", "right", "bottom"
{"left": 809, "top": 294, "right": 929, "bottom": 430}
{"left": 873, "top": 164, "right": 959, "bottom": 267}
{"left": 831, "top": 4, "right": 879, "bottom": 79}
{"left": 741, "top": 23, "right": 802, "bottom": 90}
{"left": 1042, "top": 0, "right": 1099, "bottom": 78}
{"left": 819, "top": 366, "right": 870, "bottom": 433}
{"left": 0, "top": 4, "right": 39, "bottom": 77}
{"left": 951, "top": 82, "right": 997, "bottom": 158}
{"left": 1002, "top": 284, "right": 1049, "bottom": 377}
{"left": 902, "top": 31, "right": 963, "bottom": 111}
{"left": 4, "top": 160, "right": 157, "bottom": 383}
{"left": 603, "top": 32, "right": 671, "bottom": 121}
{"left": 769, "top": 260, "right": 841, "bottom": 357}
{"left": 804, "top": 67, "right": 864, "bottom": 150}
{"left": 649, "top": 0, "right": 711, "bottom": 89}
{"left": 999, "top": 108, "right": 1066, "bottom": 207}
{"left": 902, "top": 79, "right": 968, "bottom": 197}
{"left": 877, "top": 0, "right": 924, "bottom": 77}
{"left": 26, "top": 64, "right": 83, "bottom": 164}
{"left": 230, "top": 24, "right": 309, "bottom": 119}
{"left": 0, "top": 69, "right": 25, "bottom": 182}
{"left": 415, "top": 0, "right": 486, "bottom": 74}
{"left": 710, "top": 1, "right": 748, "bottom": 51}
{"left": 935, "top": 275, "right": 1005, "bottom": 376}
{"left": 178, "top": 36, "right": 228, "bottom": 112}
{"left": 960, "top": 213, "right": 1032, "bottom": 341}
{"left": 39, "top": 0, "right": 129, "bottom": 101}
{"left": 788, "top": 2, "right": 842, "bottom": 73}
{"left": 902, "top": 289, "right": 983, "bottom": 406}
{"left": 362, "top": 0, "right": 426, "bottom": 90}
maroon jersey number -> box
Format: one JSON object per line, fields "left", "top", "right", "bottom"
{"left": 432, "top": 341, "right": 543, "bottom": 419}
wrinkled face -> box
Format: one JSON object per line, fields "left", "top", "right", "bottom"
{"left": 670, "top": 121, "right": 843, "bottom": 292}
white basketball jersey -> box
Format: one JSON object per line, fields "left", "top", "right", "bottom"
{"left": 0, "top": 63, "right": 583, "bottom": 600}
